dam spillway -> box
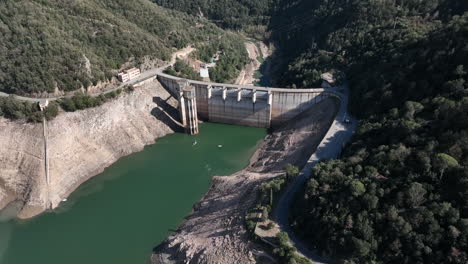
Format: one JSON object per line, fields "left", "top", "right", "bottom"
{"left": 156, "top": 72, "right": 342, "bottom": 131}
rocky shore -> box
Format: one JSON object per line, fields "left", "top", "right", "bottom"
{"left": 0, "top": 80, "right": 180, "bottom": 219}
{"left": 151, "top": 98, "right": 339, "bottom": 264}
{"left": 0, "top": 75, "right": 339, "bottom": 263}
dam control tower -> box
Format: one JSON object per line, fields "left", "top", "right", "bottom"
{"left": 161, "top": 73, "right": 342, "bottom": 135}
{"left": 177, "top": 79, "right": 199, "bottom": 135}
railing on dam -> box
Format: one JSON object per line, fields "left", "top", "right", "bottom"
{"left": 155, "top": 72, "right": 343, "bottom": 133}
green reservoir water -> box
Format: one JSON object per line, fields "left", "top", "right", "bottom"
{"left": 0, "top": 123, "right": 266, "bottom": 264}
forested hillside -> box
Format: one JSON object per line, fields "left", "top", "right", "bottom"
{"left": 153, "top": 0, "right": 275, "bottom": 30}
{"left": 284, "top": 1, "right": 468, "bottom": 263}
{"left": 0, "top": 0, "right": 244, "bottom": 95}
{"left": 2, "top": 0, "right": 467, "bottom": 262}
{"left": 153, "top": 0, "right": 468, "bottom": 263}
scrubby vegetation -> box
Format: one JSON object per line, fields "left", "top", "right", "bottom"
{"left": 274, "top": 232, "right": 311, "bottom": 264}
{"left": 0, "top": 88, "right": 130, "bottom": 122}
{"left": 164, "top": 60, "right": 202, "bottom": 81}
{"left": 0, "top": 97, "right": 58, "bottom": 122}
{"left": 195, "top": 34, "right": 249, "bottom": 83}
{"left": 58, "top": 89, "right": 125, "bottom": 112}
{"left": 165, "top": 34, "right": 249, "bottom": 83}
{"left": 245, "top": 164, "right": 302, "bottom": 263}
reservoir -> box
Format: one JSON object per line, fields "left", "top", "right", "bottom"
{"left": 0, "top": 123, "right": 266, "bottom": 264}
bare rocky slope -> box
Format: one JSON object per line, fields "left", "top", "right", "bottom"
{"left": 151, "top": 98, "right": 339, "bottom": 264}
{"left": 0, "top": 81, "right": 180, "bottom": 218}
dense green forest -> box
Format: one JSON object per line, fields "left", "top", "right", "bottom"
{"left": 0, "top": 0, "right": 242, "bottom": 95}
{"left": 153, "top": 0, "right": 275, "bottom": 31}
{"left": 284, "top": 1, "right": 468, "bottom": 263}
{"left": 154, "top": 0, "right": 468, "bottom": 263}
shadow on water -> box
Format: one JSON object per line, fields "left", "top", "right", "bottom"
{"left": 51, "top": 168, "right": 129, "bottom": 215}
{"left": 0, "top": 201, "right": 21, "bottom": 264}
{"left": 0, "top": 222, "right": 13, "bottom": 264}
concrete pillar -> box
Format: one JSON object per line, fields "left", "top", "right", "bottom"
{"left": 179, "top": 93, "right": 187, "bottom": 128}
{"left": 237, "top": 89, "right": 242, "bottom": 102}
{"left": 222, "top": 87, "right": 227, "bottom": 100}
{"left": 182, "top": 86, "right": 199, "bottom": 135}
{"left": 252, "top": 90, "right": 257, "bottom": 103}
{"left": 207, "top": 85, "right": 212, "bottom": 99}
{"left": 177, "top": 79, "right": 189, "bottom": 95}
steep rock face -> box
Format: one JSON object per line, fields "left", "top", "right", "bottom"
{"left": 0, "top": 81, "right": 180, "bottom": 218}
{"left": 0, "top": 120, "right": 46, "bottom": 217}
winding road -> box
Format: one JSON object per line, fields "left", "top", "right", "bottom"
{"left": 0, "top": 46, "right": 194, "bottom": 103}
{"left": 273, "top": 83, "right": 357, "bottom": 263}
{"left": 0, "top": 67, "right": 163, "bottom": 103}
{"left": 1, "top": 43, "right": 356, "bottom": 263}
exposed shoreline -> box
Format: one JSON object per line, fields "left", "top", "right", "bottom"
{"left": 0, "top": 41, "right": 340, "bottom": 263}
{"left": 151, "top": 98, "right": 339, "bottom": 264}
{"left": 0, "top": 80, "right": 181, "bottom": 219}
{"left": 0, "top": 76, "right": 340, "bottom": 263}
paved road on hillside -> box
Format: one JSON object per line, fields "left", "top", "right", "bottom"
{"left": 273, "top": 83, "right": 357, "bottom": 263}
{"left": 0, "top": 47, "right": 195, "bottom": 103}
{"left": 0, "top": 66, "right": 167, "bottom": 103}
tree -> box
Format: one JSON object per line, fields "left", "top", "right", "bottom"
{"left": 405, "top": 183, "right": 427, "bottom": 208}
{"left": 435, "top": 153, "right": 460, "bottom": 178}
{"left": 285, "top": 164, "right": 299, "bottom": 178}
{"left": 44, "top": 102, "right": 59, "bottom": 120}
{"left": 349, "top": 180, "right": 366, "bottom": 197}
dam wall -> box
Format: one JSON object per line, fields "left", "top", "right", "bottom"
{"left": 270, "top": 91, "right": 329, "bottom": 126}
{"left": 157, "top": 72, "right": 341, "bottom": 129}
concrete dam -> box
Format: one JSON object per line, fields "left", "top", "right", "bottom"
{"left": 156, "top": 72, "right": 342, "bottom": 134}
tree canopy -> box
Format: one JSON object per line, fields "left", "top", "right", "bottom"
{"left": 0, "top": 0, "right": 243, "bottom": 95}
{"left": 286, "top": 1, "right": 468, "bottom": 263}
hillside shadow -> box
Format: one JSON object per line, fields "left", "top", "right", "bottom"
{"left": 255, "top": 57, "right": 273, "bottom": 87}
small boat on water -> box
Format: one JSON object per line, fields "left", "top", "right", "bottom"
{"left": 192, "top": 140, "right": 198, "bottom": 146}
{"left": 218, "top": 145, "right": 223, "bottom": 148}
{"left": 62, "top": 198, "right": 67, "bottom": 202}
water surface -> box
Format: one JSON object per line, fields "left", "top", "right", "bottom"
{"left": 0, "top": 123, "right": 266, "bottom": 264}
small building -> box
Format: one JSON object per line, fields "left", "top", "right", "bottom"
{"left": 200, "top": 68, "right": 209, "bottom": 78}
{"left": 321, "top": 72, "right": 336, "bottom": 88}
{"left": 118, "top": 68, "right": 141, "bottom": 82}
{"left": 38, "top": 100, "right": 49, "bottom": 112}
